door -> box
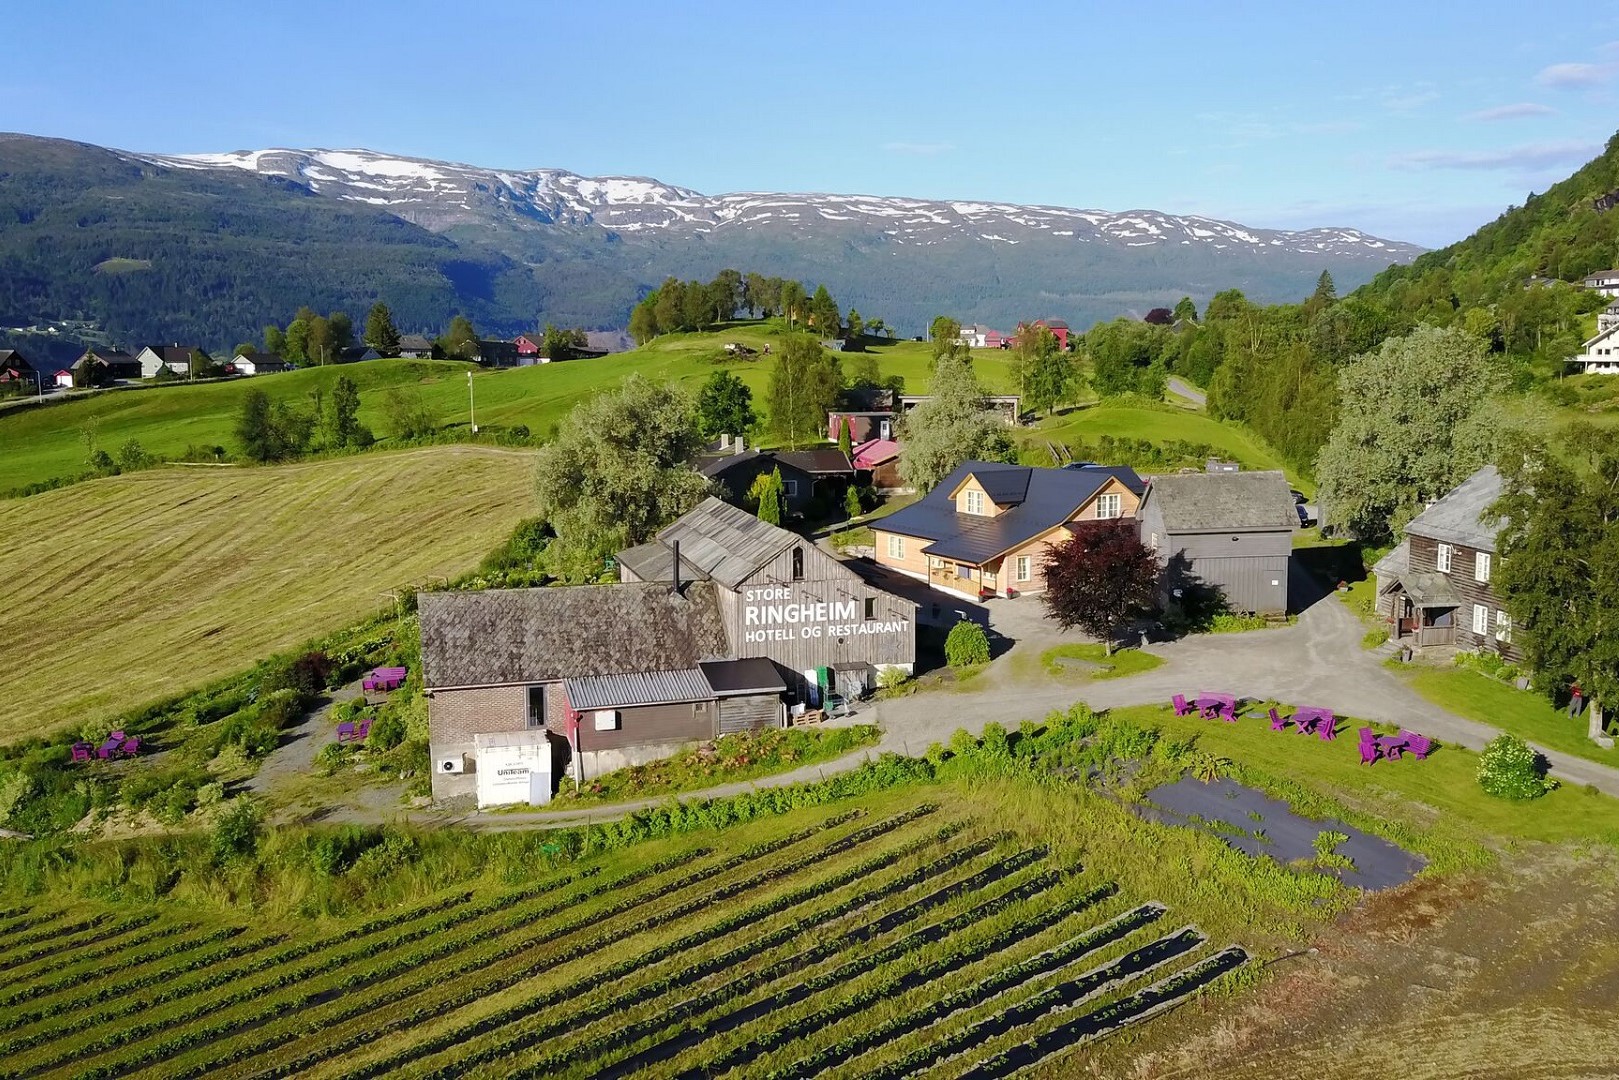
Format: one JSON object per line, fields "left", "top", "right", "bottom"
{"left": 880, "top": 419, "right": 892, "bottom": 440}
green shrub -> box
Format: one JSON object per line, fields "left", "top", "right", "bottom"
{"left": 1454, "top": 650, "right": 1519, "bottom": 683}
{"left": 316, "top": 742, "right": 355, "bottom": 776}
{"left": 212, "top": 797, "right": 263, "bottom": 862}
{"left": 1477, "top": 734, "right": 1556, "bottom": 800}
{"left": 877, "top": 667, "right": 909, "bottom": 691}
{"left": 1208, "top": 612, "right": 1270, "bottom": 633}
{"left": 1361, "top": 627, "right": 1389, "bottom": 650}
{"left": 368, "top": 711, "right": 406, "bottom": 751}
{"left": 0, "top": 770, "right": 35, "bottom": 826}
{"left": 944, "top": 621, "right": 991, "bottom": 668}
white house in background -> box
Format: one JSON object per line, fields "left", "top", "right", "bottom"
{"left": 230, "top": 350, "right": 291, "bottom": 375}
{"left": 1570, "top": 321, "right": 1619, "bottom": 375}
{"left": 1583, "top": 270, "right": 1619, "bottom": 297}
{"left": 135, "top": 345, "right": 205, "bottom": 378}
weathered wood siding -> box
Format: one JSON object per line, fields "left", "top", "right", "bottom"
{"left": 1144, "top": 511, "right": 1293, "bottom": 615}
{"left": 718, "top": 694, "right": 782, "bottom": 733}
{"left": 1407, "top": 535, "right": 1521, "bottom": 661}
{"left": 717, "top": 540, "right": 916, "bottom": 691}
{"left": 577, "top": 701, "right": 716, "bottom": 752}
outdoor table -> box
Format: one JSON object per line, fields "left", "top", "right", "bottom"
{"left": 1196, "top": 693, "right": 1237, "bottom": 721}
{"left": 1376, "top": 734, "right": 1409, "bottom": 759}
{"left": 98, "top": 736, "right": 123, "bottom": 759}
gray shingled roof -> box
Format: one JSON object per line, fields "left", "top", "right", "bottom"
{"left": 655, "top": 496, "right": 800, "bottom": 589}
{"left": 418, "top": 582, "right": 729, "bottom": 689}
{"left": 1142, "top": 471, "right": 1298, "bottom": 533}
{"left": 615, "top": 541, "right": 710, "bottom": 584}
{"left": 1404, "top": 466, "right": 1502, "bottom": 552}
{"left": 564, "top": 668, "right": 713, "bottom": 710}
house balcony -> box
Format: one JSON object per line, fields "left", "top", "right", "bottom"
{"left": 928, "top": 563, "right": 997, "bottom": 601}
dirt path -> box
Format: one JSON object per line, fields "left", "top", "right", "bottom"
{"left": 246, "top": 680, "right": 362, "bottom": 797}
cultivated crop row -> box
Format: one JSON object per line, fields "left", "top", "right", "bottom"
{"left": 0, "top": 908, "right": 63, "bottom": 940}
{"left": 758, "top": 901, "right": 1161, "bottom": 1080}
{"left": 0, "top": 913, "right": 159, "bottom": 976}
{"left": 75, "top": 812, "right": 896, "bottom": 1079}
{"left": 0, "top": 922, "right": 207, "bottom": 1010}
{"left": 956, "top": 946, "right": 1249, "bottom": 1079}
{"left": 400, "top": 830, "right": 1021, "bottom": 1080}
{"left": 0, "top": 913, "right": 114, "bottom": 967}
{"left": 858, "top": 927, "right": 1208, "bottom": 1080}
{"left": 595, "top": 854, "right": 1075, "bottom": 1080}
{"left": 249, "top": 818, "right": 971, "bottom": 1080}
{"left": 37, "top": 851, "right": 703, "bottom": 1079}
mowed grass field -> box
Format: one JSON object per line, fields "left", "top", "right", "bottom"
{"left": 0, "top": 447, "right": 537, "bottom": 740}
{"left": 0, "top": 325, "right": 1017, "bottom": 490}
{"left": 1024, "top": 403, "right": 1288, "bottom": 475}
{"left": 0, "top": 785, "right": 1273, "bottom": 1080}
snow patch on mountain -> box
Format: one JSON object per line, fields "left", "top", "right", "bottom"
{"left": 130, "top": 146, "right": 1423, "bottom": 261}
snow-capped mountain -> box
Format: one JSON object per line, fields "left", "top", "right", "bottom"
{"left": 138, "top": 147, "right": 1419, "bottom": 262}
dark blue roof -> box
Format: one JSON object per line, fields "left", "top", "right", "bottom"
{"left": 879, "top": 461, "right": 1143, "bottom": 564}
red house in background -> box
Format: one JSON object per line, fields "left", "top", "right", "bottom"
{"left": 1017, "top": 319, "right": 1070, "bottom": 350}
{"left": 514, "top": 334, "right": 543, "bottom": 357}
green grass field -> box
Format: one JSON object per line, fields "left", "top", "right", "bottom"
{"left": 1402, "top": 666, "right": 1619, "bottom": 768}
{"left": 0, "top": 325, "right": 1018, "bottom": 491}
{"left": 1022, "top": 403, "right": 1291, "bottom": 477}
{"left": 0, "top": 447, "right": 537, "bottom": 740}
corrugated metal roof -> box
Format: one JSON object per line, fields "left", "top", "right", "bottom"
{"left": 564, "top": 668, "right": 714, "bottom": 711}
{"left": 656, "top": 497, "right": 799, "bottom": 589}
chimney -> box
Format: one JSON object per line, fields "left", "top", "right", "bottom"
{"left": 734, "top": 434, "right": 746, "bottom": 454}
{"left": 670, "top": 539, "right": 682, "bottom": 595}
{"left": 720, "top": 433, "right": 731, "bottom": 450}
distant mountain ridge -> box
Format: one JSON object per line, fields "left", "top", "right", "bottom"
{"left": 142, "top": 146, "right": 1412, "bottom": 261}
{"left": 0, "top": 133, "right": 1424, "bottom": 351}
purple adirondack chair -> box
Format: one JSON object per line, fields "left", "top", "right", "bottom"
{"left": 1269, "top": 708, "right": 1287, "bottom": 732}
{"left": 354, "top": 718, "right": 372, "bottom": 742}
{"left": 1357, "top": 727, "right": 1379, "bottom": 765}
{"left": 71, "top": 742, "right": 92, "bottom": 763}
{"left": 1315, "top": 717, "right": 1337, "bottom": 742}
{"left": 120, "top": 737, "right": 141, "bottom": 757}
{"left": 1402, "top": 730, "right": 1434, "bottom": 759}
{"left": 337, "top": 720, "right": 357, "bottom": 743}
{"left": 1172, "top": 694, "right": 1194, "bottom": 717}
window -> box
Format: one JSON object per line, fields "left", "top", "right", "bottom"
{"left": 887, "top": 534, "right": 904, "bottom": 559}
{"left": 783, "top": 479, "right": 799, "bottom": 497}
{"left": 1436, "top": 543, "right": 1452, "bottom": 573}
{"left": 1096, "top": 493, "right": 1122, "bottom": 519}
{"left": 958, "top": 564, "right": 974, "bottom": 581}
{"left": 963, "top": 489, "right": 985, "bottom": 515}
{"left": 527, "top": 686, "right": 548, "bottom": 729}
{"left": 1015, "top": 555, "right": 1032, "bottom": 582}
{"left": 792, "top": 546, "right": 804, "bottom": 581}
{"left": 864, "top": 597, "right": 876, "bottom": 620}
{"left": 1475, "top": 551, "right": 1491, "bottom": 583}
{"left": 1472, "top": 604, "right": 1489, "bottom": 636}
{"left": 593, "top": 710, "right": 619, "bottom": 731}
{"left": 1495, "top": 610, "right": 1512, "bottom": 643}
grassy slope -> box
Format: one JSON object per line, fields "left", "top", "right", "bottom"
{"left": 1023, "top": 402, "right": 1289, "bottom": 476}
{"left": 0, "top": 326, "right": 1017, "bottom": 491}
{"left": 1404, "top": 666, "right": 1619, "bottom": 767}
{"left": 0, "top": 447, "right": 537, "bottom": 739}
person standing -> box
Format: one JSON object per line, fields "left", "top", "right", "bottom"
{"left": 1569, "top": 682, "right": 1585, "bottom": 718}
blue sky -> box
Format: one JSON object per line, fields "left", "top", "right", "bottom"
{"left": 4, "top": 1, "right": 1618, "bottom": 247}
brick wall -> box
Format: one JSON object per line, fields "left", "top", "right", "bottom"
{"left": 427, "top": 685, "right": 529, "bottom": 743}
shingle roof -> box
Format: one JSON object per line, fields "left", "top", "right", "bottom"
{"left": 398, "top": 334, "right": 434, "bottom": 351}
{"left": 1141, "top": 471, "right": 1297, "bottom": 533}
{"left": 879, "top": 461, "right": 1145, "bottom": 564}
{"left": 1403, "top": 465, "right": 1502, "bottom": 551}
{"left": 696, "top": 447, "right": 764, "bottom": 479}
{"left": 774, "top": 449, "right": 854, "bottom": 476}
{"left": 615, "top": 540, "right": 710, "bottom": 585}
{"left": 418, "top": 582, "right": 729, "bottom": 689}
{"left": 564, "top": 668, "right": 714, "bottom": 710}
{"left": 655, "top": 496, "right": 800, "bottom": 589}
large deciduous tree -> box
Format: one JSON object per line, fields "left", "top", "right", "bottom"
{"left": 534, "top": 375, "right": 712, "bottom": 579}
{"left": 1495, "top": 425, "right": 1619, "bottom": 735}
{"left": 898, "top": 348, "right": 1015, "bottom": 492}
{"left": 438, "top": 315, "right": 479, "bottom": 360}
{"left": 1315, "top": 324, "right": 1507, "bottom": 541}
{"left": 768, "top": 334, "right": 843, "bottom": 448}
{"left": 696, "top": 369, "right": 756, "bottom": 439}
{"left": 1011, "top": 323, "right": 1073, "bottom": 416}
{"left": 1041, "top": 520, "right": 1161, "bottom": 654}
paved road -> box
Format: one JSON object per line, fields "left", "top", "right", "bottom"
{"left": 1167, "top": 377, "right": 1207, "bottom": 407}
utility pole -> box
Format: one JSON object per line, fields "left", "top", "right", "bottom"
{"left": 468, "top": 371, "right": 478, "bottom": 434}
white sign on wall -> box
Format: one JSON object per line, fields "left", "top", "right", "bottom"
{"left": 474, "top": 735, "right": 553, "bottom": 808}
{"left": 742, "top": 586, "right": 909, "bottom": 645}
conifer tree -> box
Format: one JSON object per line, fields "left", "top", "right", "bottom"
{"left": 365, "top": 302, "right": 402, "bottom": 357}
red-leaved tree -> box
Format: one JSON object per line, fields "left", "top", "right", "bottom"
{"left": 1040, "top": 520, "right": 1161, "bottom": 653}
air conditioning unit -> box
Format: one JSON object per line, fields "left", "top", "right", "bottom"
{"left": 438, "top": 755, "right": 466, "bottom": 774}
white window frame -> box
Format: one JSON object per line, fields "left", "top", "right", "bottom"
{"left": 887, "top": 534, "right": 904, "bottom": 559}
{"left": 1096, "top": 493, "right": 1122, "bottom": 519}
{"left": 1436, "top": 543, "right": 1452, "bottom": 574}
{"left": 963, "top": 489, "right": 985, "bottom": 515}
{"left": 1495, "top": 610, "right": 1512, "bottom": 643}
{"left": 1472, "top": 604, "right": 1489, "bottom": 636}
{"left": 782, "top": 478, "right": 799, "bottom": 498}
{"left": 1015, "top": 555, "right": 1032, "bottom": 582}
{"left": 1475, "top": 551, "right": 1491, "bottom": 583}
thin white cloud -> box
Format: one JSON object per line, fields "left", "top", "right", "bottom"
{"left": 1534, "top": 60, "right": 1618, "bottom": 88}
{"left": 882, "top": 141, "right": 955, "bottom": 156}
{"left": 1465, "top": 102, "right": 1557, "bottom": 121}
{"left": 1388, "top": 139, "right": 1599, "bottom": 171}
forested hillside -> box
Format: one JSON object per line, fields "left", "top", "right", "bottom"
{"left": 1077, "top": 132, "right": 1619, "bottom": 483}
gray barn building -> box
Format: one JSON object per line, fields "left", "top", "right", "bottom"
{"left": 422, "top": 498, "right": 915, "bottom": 804}
{"left": 1136, "top": 471, "right": 1298, "bottom": 615}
